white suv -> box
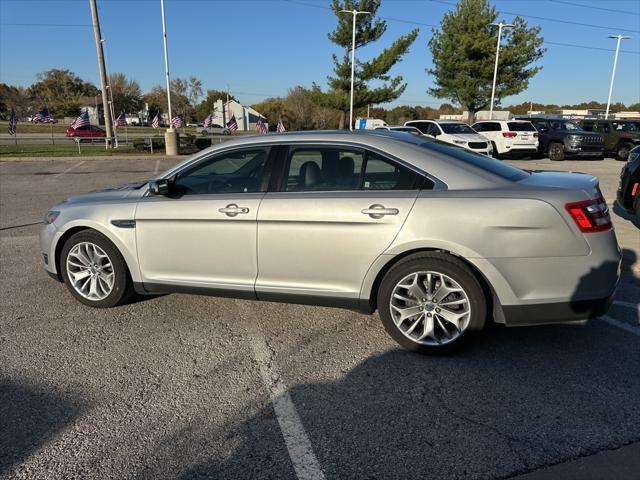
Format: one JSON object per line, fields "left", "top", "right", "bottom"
{"left": 405, "top": 120, "right": 492, "bottom": 156}
{"left": 472, "top": 120, "right": 539, "bottom": 159}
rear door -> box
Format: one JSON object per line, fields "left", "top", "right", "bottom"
{"left": 256, "top": 144, "right": 425, "bottom": 304}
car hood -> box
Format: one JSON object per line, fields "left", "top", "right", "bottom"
{"left": 63, "top": 182, "right": 147, "bottom": 204}
{"left": 519, "top": 170, "right": 600, "bottom": 198}
{"left": 449, "top": 133, "right": 487, "bottom": 143}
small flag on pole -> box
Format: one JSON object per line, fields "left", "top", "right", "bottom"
{"left": 203, "top": 114, "right": 212, "bottom": 128}
{"left": 256, "top": 117, "right": 268, "bottom": 134}
{"left": 171, "top": 114, "right": 184, "bottom": 128}
{"left": 276, "top": 118, "right": 286, "bottom": 133}
{"left": 114, "top": 111, "right": 126, "bottom": 128}
{"left": 33, "top": 108, "right": 52, "bottom": 124}
{"left": 8, "top": 108, "right": 17, "bottom": 135}
{"left": 151, "top": 113, "right": 160, "bottom": 128}
{"left": 226, "top": 115, "right": 238, "bottom": 132}
{"left": 70, "top": 110, "right": 90, "bottom": 129}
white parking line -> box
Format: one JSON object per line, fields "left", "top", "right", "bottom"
{"left": 601, "top": 315, "right": 640, "bottom": 336}
{"left": 248, "top": 327, "right": 325, "bottom": 480}
{"left": 52, "top": 161, "right": 85, "bottom": 178}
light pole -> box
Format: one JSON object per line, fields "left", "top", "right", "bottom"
{"left": 605, "top": 35, "right": 632, "bottom": 119}
{"left": 488, "top": 22, "right": 513, "bottom": 120}
{"left": 160, "top": 0, "right": 178, "bottom": 154}
{"left": 340, "top": 9, "right": 370, "bottom": 130}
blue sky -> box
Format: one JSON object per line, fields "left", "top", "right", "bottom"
{"left": 1, "top": 0, "right": 639, "bottom": 108}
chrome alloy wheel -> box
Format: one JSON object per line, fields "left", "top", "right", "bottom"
{"left": 390, "top": 271, "right": 471, "bottom": 346}
{"left": 66, "top": 242, "right": 115, "bottom": 301}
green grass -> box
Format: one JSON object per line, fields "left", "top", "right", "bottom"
{"left": 0, "top": 144, "right": 155, "bottom": 157}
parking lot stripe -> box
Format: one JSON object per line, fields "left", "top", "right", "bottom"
{"left": 601, "top": 315, "right": 640, "bottom": 336}
{"left": 52, "top": 160, "right": 85, "bottom": 178}
{"left": 613, "top": 300, "right": 640, "bottom": 311}
{"left": 248, "top": 328, "right": 325, "bottom": 480}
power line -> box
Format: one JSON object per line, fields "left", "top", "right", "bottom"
{"left": 547, "top": 0, "right": 640, "bottom": 16}
{"left": 0, "top": 23, "right": 91, "bottom": 27}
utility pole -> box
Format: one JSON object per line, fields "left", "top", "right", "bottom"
{"left": 89, "top": 0, "right": 113, "bottom": 149}
{"left": 488, "top": 22, "right": 513, "bottom": 120}
{"left": 340, "top": 9, "right": 370, "bottom": 131}
{"left": 605, "top": 35, "right": 632, "bottom": 119}
{"left": 160, "top": 0, "right": 178, "bottom": 154}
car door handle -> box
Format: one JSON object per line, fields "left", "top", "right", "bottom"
{"left": 218, "top": 204, "right": 249, "bottom": 217}
{"left": 361, "top": 204, "right": 399, "bottom": 219}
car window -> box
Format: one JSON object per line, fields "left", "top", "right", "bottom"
{"left": 406, "top": 122, "right": 432, "bottom": 135}
{"left": 611, "top": 121, "right": 639, "bottom": 132}
{"left": 507, "top": 122, "right": 536, "bottom": 132}
{"left": 531, "top": 121, "right": 547, "bottom": 131}
{"left": 582, "top": 122, "right": 594, "bottom": 131}
{"left": 426, "top": 123, "right": 441, "bottom": 136}
{"left": 173, "top": 147, "right": 269, "bottom": 195}
{"left": 472, "top": 123, "right": 485, "bottom": 132}
{"left": 284, "top": 146, "right": 364, "bottom": 192}
{"left": 440, "top": 123, "right": 476, "bottom": 135}
{"left": 363, "top": 151, "right": 425, "bottom": 190}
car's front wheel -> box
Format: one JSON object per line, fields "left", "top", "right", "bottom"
{"left": 60, "top": 230, "right": 133, "bottom": 308}
{"left": 616, "top": 142, "right": 632, "bottom": 161}
{"left": 548, "top": 142, "right": 565, "bottom": 161}
{"left": 377, "top": 253, "right": 487, "bottom": 354}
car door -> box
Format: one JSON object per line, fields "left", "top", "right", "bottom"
{"left": 255, "top": 144, "right": 424, "bottom": 305}
{"left": 134, "top": 145, "right": 273, "bottom": 295}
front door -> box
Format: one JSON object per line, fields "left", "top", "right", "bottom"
{"left": 256, "top": 144, "right": 423, "bottom": 304}
{"left": 135, "top": 146, "right": 272, "bottom": 295}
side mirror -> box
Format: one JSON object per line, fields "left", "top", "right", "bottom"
{"left": 148, "top": 179, "right": 171, "bottom": 196}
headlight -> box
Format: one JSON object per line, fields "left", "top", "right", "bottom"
{"left": 44, "top": 211, "right": 60, "bottom": 224}
{"left": 453, "top": 140, "right": 467, "bottom": 145}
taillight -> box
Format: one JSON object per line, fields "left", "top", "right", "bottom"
{"left": 632, "top": 183, "right": 639, "bottom": 197}
{"left": 565, "top": 198, "right": 612, "bottom": 233}
{"left": 502, "top": 132, "right": 517, "bottom": 138}
{"left": 533, "top": 132, "right": 539, "bottom": 138}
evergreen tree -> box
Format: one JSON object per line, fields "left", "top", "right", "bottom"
{"left": 428, "top": 0, "right": 545, "bottom": 119}
{"left": 311, "top": 0, "right": 418, "bottom": 129}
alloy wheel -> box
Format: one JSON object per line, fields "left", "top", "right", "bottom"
{"left": 66, "top": 242, "right": 115, "bottom": 301}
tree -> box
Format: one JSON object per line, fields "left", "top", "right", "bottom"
{"left": 428, "top": 0, "right": 545, "bottom": 120}
{"left": 311, "top": 0, "right": 419, "bottom": 129}
{"left": 108, "top": 73, "right": 142, "bottom": 113}
{"left": 0, "top": 84, "right": 37, "bottom": 120}
{"left": 27, "top": 69, "right": 98, "bottom": 117}
{"left": 195, "top": 89, "right": 237, "bottom": 119}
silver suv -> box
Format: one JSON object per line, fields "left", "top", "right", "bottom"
{"left": 40, "top": 131, "right": 621, "bottom": 353}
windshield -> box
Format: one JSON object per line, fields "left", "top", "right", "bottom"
{"left": 440, "top": 123, "right": 476, "bottom": 135}
{"left": 550, "top": 120, "right": 581, "bottom": 131}
{"left": 419, "top": 141, "right": 529, "bottom": 181}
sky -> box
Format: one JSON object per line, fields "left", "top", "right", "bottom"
{"left": 0, "top": 0, "right": 639, "bottom": 110}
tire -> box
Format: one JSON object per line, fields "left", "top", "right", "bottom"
{"left": 548, "top": 142, "right": 565, "bottom": 161}
{"left": 377, "top": 252, "right": 487, "bottom": 354}
{"left": 60, "top": 230, "right": 134, "bottom": 308}
{"left": 491, "top": 142, "right": 501, "bottom": 159}
{"left": 200, "top": 130, "right": 209, "bottom": 136}
{"left": 616, "top": 143, "right": 632, "bottom": 161}
{"left": 223, "top": 130, "right": 230, "bottom": 136}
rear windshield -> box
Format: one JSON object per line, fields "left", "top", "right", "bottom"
{"left": 507, "top": 122, "right": 536, "bottom": 132}
{"left": 440, "top": 123, "right": 476, "bottom": 135}
{"left": 419, "top": 141, "right": 529, "bottom": 181}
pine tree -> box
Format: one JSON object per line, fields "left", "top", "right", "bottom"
{"left": 428, "top": 0, "right": 545, "bottom": 120}
{"left": 311, "top": 0, "right": 418, "bottom": 129}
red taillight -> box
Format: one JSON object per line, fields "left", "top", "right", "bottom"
{"left": 533, "top": 132, "right": 539, "bottom": 138}
{"left": 502, "top": 132, "right": 517, "bottom": 138}
{"left": 632, "top": 183, "right": 639, "bottom": 197}
{"left": 565, "top": 198, "right": 612, "bottom": 233}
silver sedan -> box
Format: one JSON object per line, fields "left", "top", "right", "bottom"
{"left": 40, "top": 131, "right": 621, "bottom": 353}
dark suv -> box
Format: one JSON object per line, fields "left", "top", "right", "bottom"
{"left": 616, "top": 145, "right": 640, "bottom": 220}
{"left": 515, "top": 117, "right": 604, "bottom": 161}
{"left": 580, "top": 119, "right": 640, "bottom": 161}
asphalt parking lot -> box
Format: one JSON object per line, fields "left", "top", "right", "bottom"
{"left": 1, "top": 154, "right": 638, "bottom": 480}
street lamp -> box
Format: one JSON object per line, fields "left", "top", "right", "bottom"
{"left": 340, "top": 9, "right": 370, "bottom": 130}
{"left": 605, "top": 35, "right": 632, "bottom": 119}
{"left": 160, "top": 0, "right": 178, "bottom": 155}
{"left": 488, "top": 22, "right": 513, "bottom": 120}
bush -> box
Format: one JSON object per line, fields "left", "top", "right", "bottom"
{"left": 194, "top": 138, "right": 212, "bottom": 151}
{"left": 132, "top": 137, "right": 165, "bottom": 151}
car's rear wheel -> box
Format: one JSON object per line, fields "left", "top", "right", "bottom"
{"left": 548, "top": 142, "right": 565, "bottom": 161}
{"left": 377, "top": 253, "right": 487, "bottom": 354}
{"left": 200, "top": 130, "right": 209, "bottom": 136}
{"left": 491, "top": 142, "right": 501, "bottom": 159}
{"left": 616, "top": 143, "right": 632, "bottom": 161}
{"left": 60, "top": 230, "right": 133, "bottom": 308}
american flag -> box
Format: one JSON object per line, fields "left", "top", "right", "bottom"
{"left": 171, "top": 114, "right": 184, "bottom": 128}
{"left": 33, "top": 108, "right": 51, "bottom": 123}
{"left": 70, "top": 110, "right": 90, "bottom": 129}
{"left": 226, "top": 115, "right": 238, "bottom": 132}
{"left": 203, "top": 114, "right": 212, "bottom": 128}
{"left": 114, "top": 111, "right": 126, "bottom": 127}
{"left": 276, "top": 118, "right": 286, "bottom": 133}
{"left": 151, "top": 114, "right": 160, "bottom": 128}
{"left": 8, "top": 108, "right": 17, "bottom": 135}
{"left": 256, "top": 117, "right": 268, "bottom": 134}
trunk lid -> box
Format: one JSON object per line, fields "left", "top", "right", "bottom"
{"left": 519, "top": 170, "right": 601, "bottom": 199}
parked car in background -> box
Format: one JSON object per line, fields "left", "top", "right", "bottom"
{"left": 472, "top": 120, "right": 539, "bottom": 159}
{"left": 355, "top": 118, "right": 389, "bottom": 130}
{"left": 40, "top": 130, "right": 620, "bottom": 354}
{"left": 404, "top": 120, "right": 492, "bottom": 156}
{"left": 197, "top": 124, "right": 231, "bottom": 136}
{"left": 515, "top": 117, "right": 604, "bottom": 161}
{"left": 616, "top": 145, "right": 640, "bottom": 220}
{"left": 65, "top": 125, "right": 106, "bottom": 139}
{"left": 580, "top": 119, "right": 640, "bottom": 161}
{"left": 375, "top": 125, "right": 422, "bottom": 135}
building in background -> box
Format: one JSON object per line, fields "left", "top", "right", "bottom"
{"left": 209, "top": 99, "right": 266, "bottom": 131}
